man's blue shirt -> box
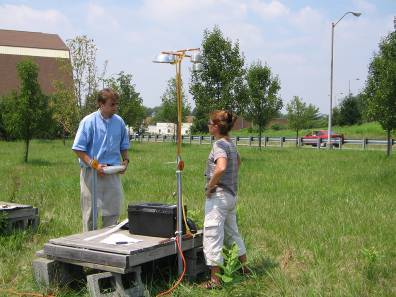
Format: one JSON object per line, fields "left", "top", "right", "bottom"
{"left": 72, "top": 110, "right": 130, "bottom": 167}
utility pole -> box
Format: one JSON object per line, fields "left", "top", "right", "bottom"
{"left": 394, "top": 16, "right": 396, "bottom": 31}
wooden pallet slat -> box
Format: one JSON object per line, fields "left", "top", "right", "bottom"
{"left": 44, "top": 243, "right": 129, "bottom": 268}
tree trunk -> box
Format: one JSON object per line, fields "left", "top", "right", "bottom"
{"left": 296, "top": 130, "right": 299, "bottom": 147}
{"left": 62, "top": 129, "right": 66, "bottom": 146}
{"left": 258, "top": 125, "right": 262, "bottom": 151}
{"left": 24, "top": 138, "right": 30, "bottom": 163}
{"left": 387, "top": 129, "right": 391, "bottom": 157}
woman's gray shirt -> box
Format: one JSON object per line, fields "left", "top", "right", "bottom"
{"left": 205, "top": 138, "right": 239, "bottom": 196}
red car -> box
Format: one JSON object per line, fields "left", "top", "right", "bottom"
{"left": 302, "top": 130, "right": 344, "bottom": 147}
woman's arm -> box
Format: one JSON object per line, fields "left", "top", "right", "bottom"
{"left": 206, "top": 157, "right": 227, "bottom": 197}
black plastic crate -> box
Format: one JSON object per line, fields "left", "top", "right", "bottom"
{"left": 128, "top": 203, "right": 186, "bottom": 238}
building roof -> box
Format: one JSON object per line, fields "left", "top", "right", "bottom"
{"left": 0, "top": 29, "right": 72, "bottom": 96}
{"left": 0, "top": 29, "right": 68, "bottom": 51}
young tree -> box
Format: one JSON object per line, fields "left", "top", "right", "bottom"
{"left": 338, "top": 94, "right": 362, "bottom": 126}
{"left": 107, "top": 72, "right": 145, "bottom": 130}
{"left": 156, "top": 78, "right": 190, "bottom": 124}
{"left": 245, "top": 61, "right": 282, "bottom": 149}
{"left": 287, "top": 96, "right": 319, "bottom": 142}
{"left": 3, "top": 60, "right": 50, "bottom": 162}
{"left": 67, "top": 35, "right": 98, "bottom": 109}
{"left": 190, "top": 26, "right": 246, "bottom": 131}
{"left": 363, "top": 31, "right": 396, "bottom": 156}
{"left": 0, "top": 93, "right": 18, "bottom": 141}
{"left": 332, "top": 106, "right": 341, "bottom": 126}
{"left": 51, "top": 81, "right": 79, "bottom": 145}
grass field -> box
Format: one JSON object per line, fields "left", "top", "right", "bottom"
{"left": 0, "top": 140, "right": 395, "bottom": 297}
{"left": 233, "top": 122, "right": 396, "bottom": 139}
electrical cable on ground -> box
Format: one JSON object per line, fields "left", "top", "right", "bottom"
{"left": 156, "top": 236, "right": 186, "bottom": 297}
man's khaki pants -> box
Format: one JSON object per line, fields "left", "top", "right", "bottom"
{"left": 80, "top": 167, "right": 123, "bottom": 232}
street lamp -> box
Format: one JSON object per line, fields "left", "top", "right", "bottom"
{"left": 153, "top": 48, "right": 202, "bottom": 275}
{"left": 328, "top": 11, "right": 361, "bottom": 148}
{"left": 348, "top": 78, "right": 360, "bottom": 96}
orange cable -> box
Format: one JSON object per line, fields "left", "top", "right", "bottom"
{"left": 156, "top": 236, "right": 186, "bottom": 297}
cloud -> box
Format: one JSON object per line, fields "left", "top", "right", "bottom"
{"left": 86, "top": 2, "right": 120, "bottom": 31}
{"left": 138, "top": 0, "right": 247, "bottom": 24}
{"left": 250, "top": 0, "right": 290, "bottom": 19}
{"left": 290, "top": 6, "right": 325, "bottom": 32}
{"left": 0, "top": 4, "right": 72, "bottom": 34}
{"left": 352, "top": 0, "right": 377, "bottom": 14}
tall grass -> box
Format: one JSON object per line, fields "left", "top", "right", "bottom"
{"left": 0, "top": 140, "right": 395, "bottom": 296}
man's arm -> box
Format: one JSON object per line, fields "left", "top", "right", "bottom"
{"left": 73, "top": 150, "right": 105, "bottom": 174}
{"left": 73, "top": 150, "right": 92, "bottom": 167}
{"left": 120, "top": 149, "right": 129, "bottom": 173}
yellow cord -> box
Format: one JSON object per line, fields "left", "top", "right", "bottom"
{"left": 181, "top": 195, "right": 191, "bottom": 235}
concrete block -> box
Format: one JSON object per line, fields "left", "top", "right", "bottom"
{"left": 184, "top": 247, "right": 209, "bottom": 282}
{"left": 32, "top": 257, "right": 84, "bottom": 287}
{"left": 87, "top": 267, "right": 144, "bottom": 297}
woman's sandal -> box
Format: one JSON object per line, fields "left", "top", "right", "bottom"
{"left": 199, "top": 280, "right": 221, "bottom": 289}
{"left": 240, "top": 266, "right": 253, "bottom": 276}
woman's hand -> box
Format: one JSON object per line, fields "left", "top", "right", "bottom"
{"left": 205, "top": 185, "right": 217, "bottom": 197}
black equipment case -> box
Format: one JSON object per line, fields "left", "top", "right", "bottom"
{"left": 128, "top": 203, "right": 186, "bottom": 238}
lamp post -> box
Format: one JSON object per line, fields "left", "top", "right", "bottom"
{"left": 348, "top": 78, "right": 360, "bottom": 97}
{"left": 153, "top": 48, "right": 202, "bottom": 275}
{"left": 328, "top": 11, "right": 361, "bottom": 148}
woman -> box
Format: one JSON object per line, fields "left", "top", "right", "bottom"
{"left": 202, "top": 110, "right": 249, "bottom": 289}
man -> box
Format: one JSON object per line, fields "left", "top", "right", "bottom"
{"left": 72, "top": 88, "right": 130, "bottom": 231}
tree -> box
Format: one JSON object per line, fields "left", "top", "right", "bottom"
{"left": 338, "top": 94, "right": 362, "bottom": 126}
{"left": 3, "top": 60, "right": 50, "bottom": 162}
{"left": 245, "top": 61, "right": 282, "bottom": 149}
{"left": 106, "top": 72, "right": 145, "bottom": 130}
{"left": 287, "top": 96, "right": 319, "bottom": 142}
{"left": 144, "top": 106, "right": 161, "bottom": 118}
{"left": 332, "top": 106, "right": 341, "bottom": 126}
{"left": 67, "top": 35, "right": 98, "bottom": 109}
{"left": 363, "top": 31, "right": 396, "bottom": 156}
{"left": 155, "top": 78, "right": 190, "bottom": 124}
{"left": 190, "top": 26, "right": 247, "bottom": 131}
{"left": 50, "top": 81, "right": 79, "bottom": 145}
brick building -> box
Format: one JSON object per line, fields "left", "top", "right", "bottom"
{"left": 0, "top": 29, "right": 72, "bottom": 96}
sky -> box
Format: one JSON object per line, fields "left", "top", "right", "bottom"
{"left": 0, "top": 0, "right": 394, "bottom": 113}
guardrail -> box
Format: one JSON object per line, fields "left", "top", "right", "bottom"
{"left": 130, "top": 134, "right": 395, "bottom": 152}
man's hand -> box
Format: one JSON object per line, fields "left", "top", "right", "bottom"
{"left": 120, "top": 159, "right": 129, "bottom": 174}
{"left": 96, "top": 163, "right": 107, "bottom": 176}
